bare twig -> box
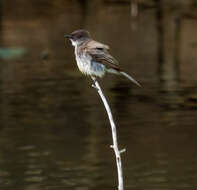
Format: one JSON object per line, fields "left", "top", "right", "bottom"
{"left": 91, "top": 76, "right": 124, "bottom": 190}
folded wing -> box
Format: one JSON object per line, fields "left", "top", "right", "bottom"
{"left": 85, "top": 40, "right": 120, "bottom": 71}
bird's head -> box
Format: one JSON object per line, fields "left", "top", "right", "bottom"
{"left": 64, "top": 29, "right": 91, "bottom": 47}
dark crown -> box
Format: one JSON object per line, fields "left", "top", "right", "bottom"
{"left": 70, "top": 29, "right": 90, "bottom": 41}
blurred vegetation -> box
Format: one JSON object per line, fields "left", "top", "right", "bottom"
{"left": 0, "top": 48, "right": 27, "bottom": 60}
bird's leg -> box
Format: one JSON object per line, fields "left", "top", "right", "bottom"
{"left": 91, "top": 76, "right": 96, "bottom": 82}
{"left": 91, "top": 76, "right": 99, "bottom": 90}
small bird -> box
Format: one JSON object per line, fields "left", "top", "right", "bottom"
{"left": 64, "top": 29, "right": 140, "bottom": 87}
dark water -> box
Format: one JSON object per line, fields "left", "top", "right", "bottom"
{"left": 0, "top": 1, "right": 197, "bottom": 189}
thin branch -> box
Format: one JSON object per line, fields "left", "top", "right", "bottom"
{"left": 91, "top": 76, "right": 124, "bottom": 190}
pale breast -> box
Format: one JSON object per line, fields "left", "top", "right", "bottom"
{"left": 76, "top": 55, "right": 92, "bottom": 75}
{"left": 75, "top": 48, "right": 105, "bottom": 78}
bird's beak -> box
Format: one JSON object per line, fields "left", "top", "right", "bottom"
{"left": 64, "top": 34, "right": 71, "bottom": 39}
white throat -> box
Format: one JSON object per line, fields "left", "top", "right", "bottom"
{"left": 71, "top": 39, "right": 79, "bottom": 47}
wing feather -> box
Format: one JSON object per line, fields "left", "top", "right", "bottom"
{"left": 87, "top": 40, "right": 110, "bottom": 50}
{"left": 85, "top": 40, "right": 120, "bottom": 70}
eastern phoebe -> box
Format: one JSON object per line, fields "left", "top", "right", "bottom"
{"left": 64, "top": 29, "right": 140, "bottom": 87}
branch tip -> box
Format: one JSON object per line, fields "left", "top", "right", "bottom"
{"left": 120, "top": 148, "right": 126, "bottom": 154}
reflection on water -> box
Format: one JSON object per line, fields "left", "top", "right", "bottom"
{"left": 0, "top": 1, "right": 197, "bottom": 190}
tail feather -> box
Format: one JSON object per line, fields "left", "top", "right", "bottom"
{"left": 120, "top": 71, "right": 141, "bottom": 87}
{"left": 107, "top": 68, "right": 141, "bottom": 87}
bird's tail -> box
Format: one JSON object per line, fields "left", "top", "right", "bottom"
{"left": 107, "top": 68, "right": 141, "bottom": 87}
{"left": 120, "top": 71, "right": 141, "bottom": 87}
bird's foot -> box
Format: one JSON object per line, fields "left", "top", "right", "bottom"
{"left": 92, "top": 84, "right": 98, "bottom": 90}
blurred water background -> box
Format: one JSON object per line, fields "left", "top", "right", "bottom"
{"left": 0, "top": 0, "right": 197, "bottom": 189}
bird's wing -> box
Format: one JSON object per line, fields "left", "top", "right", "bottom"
{"left": 85, "top": 40, "right": 120, "bottom": 70}
{"left": 87, "top": 40, "right": 110, "bottom": 51}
